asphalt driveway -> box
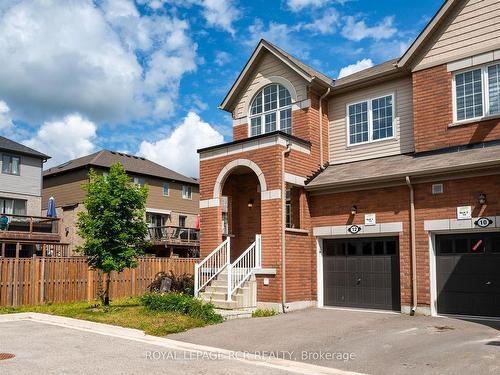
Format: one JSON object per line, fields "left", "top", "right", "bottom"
{"left": 171, "top": 308, "right": 500, "bottom": 375}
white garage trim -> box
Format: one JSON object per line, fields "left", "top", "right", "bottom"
{"left": 313, "top": 222, "right": 403, "bottom": 237}
{"left": 316, "top": 238, "right": 324, "bottom": 308}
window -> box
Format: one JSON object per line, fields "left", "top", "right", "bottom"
{"left": 0, "top": 198, "right": 26, "bottom": 215}
{"left": 347, "top": 94, "right": 394, "bottom": 146}
{"left": 249, "top": 84, "right": 293, "bottom": 136}
{"left": 133, "top": 177, "right": 145, "bottom": 187}
{"left": 182, "top": 185, "right": 192, "bottom": 200}
{"left": 453, "top": 62, "right": 500, "bottom": 122}
{"left": 179, "top": 215, "right": 187, "bottom": 228}
{"left": 2, "top": 154, "right": 20, "bottom": 175}
{"left": 163, "top": 182, "right": 170, "bottom": 196}
{"left": 285, "top": 188, "right": 292, "bottom": 228}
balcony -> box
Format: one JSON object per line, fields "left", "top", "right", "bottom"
{"left": 0, "top": 214, "right": 61, "bottom": 242}
{"left": 147, "top": 226, "right": 200, "bottom": 247}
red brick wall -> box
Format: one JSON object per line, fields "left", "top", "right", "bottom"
{"left": 233, "top": 124, "right": 247, "bottom": 141}
{"left": 413, "top": 64, "right": 500, "bottom": 152}
{"left": 309, "top": 186, "right": 412, "bottom": 307}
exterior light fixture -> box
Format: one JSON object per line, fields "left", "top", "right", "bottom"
{"left": 478, "top": 193, "right": 487, "bottom": 205}
{"left": 248, "top": 199, "right": 254, "bottom": 208}
{"left": 351, "top": 205, "right": 357, "bottom": 215}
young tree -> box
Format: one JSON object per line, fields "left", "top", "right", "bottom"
{"left": 77, "top": 163, "right": 149, "bottom": 305}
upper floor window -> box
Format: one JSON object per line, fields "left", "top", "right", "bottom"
{"left": 453, "top": 62, "right": 500, "bottom": 122}
{"left": 182, "top": 185, "right": 192, "bottom": 200}
{"left": 163, "top": 182, "right": 170, "bottom": 196}
{"left": 133, "top": 176, "right": 145, "bottom": 187}
{"left": 249, "top": 84, "right": 292, "bottom": 136}
{"left": 179, "top": 215, "right": 187, "bottom": 228}
{"left": 347, "top": 94, "right": 394, "bottom": 146}
{"left": 2, "top": 154, "right": 20, "bottom": 175}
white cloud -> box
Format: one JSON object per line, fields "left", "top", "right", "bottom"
{"left": 338, "top": 58, "right": 374, "bottom": 78}
{"left": 214, "top": 51, "right": 232, "bottom": 66}
{"left": 287, "top": 0, "right": 330, "bottom": 12}
{"left": 138, "top": 112, "right": 224, "bottom": 177}
{"left": 341, "top": 16, "right": 397, "bottom": 41}
{"left": 300, "top": 8, "right": 340, "bottom": 35}
{"left": 0, "top": 0, "right": 197, "bottom": 124}
{"left": 24, "top": 114, "right": 97, "bottom": 168}
{"left": 201, "top": 0, "right": 240, "bottom": 35}
{"left": 0, "top": 101, "right": 13, "bottom": 132}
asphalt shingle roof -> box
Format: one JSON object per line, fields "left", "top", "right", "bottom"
{"left": 43, "top": 150, "right": 197, "bottom": 185}
{"left": 0, "top": 136, "right": 50, "bottom": 159}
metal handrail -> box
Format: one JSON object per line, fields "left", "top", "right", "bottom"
{"left": 227, "top": 234, "right": 261, "bottom": 300}
{"left": 194, "top": 237, "right": 230, "bottom": 296}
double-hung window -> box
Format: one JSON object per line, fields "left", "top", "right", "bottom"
{"left": 162, "top": 182, "right": 170, "bottom": 196}
{"left": 347, "top": 94, "right": 394, "bottom": 146}
{"left": 249, "top": 84, "right": 293, "bottom": 136}
{"left": 453, "top": 62, "right": 500, "bottom": 122}
{"left": 182, "top": 185, "right": 192, "bottom": 200}
{"left": 133, "top": 177, "right": 145, "bottom": 187}
{"left": 2, "top": 154, "right": 20, "bottom": 175}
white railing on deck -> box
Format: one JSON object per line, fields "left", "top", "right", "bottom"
{"left": 227, "top": 234, "right": 261, "bottom": 301}
{"left": 194, "top": 237, "right": 230, "bottom": 297}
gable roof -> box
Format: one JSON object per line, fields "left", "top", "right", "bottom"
{"left": 0, "top": 136, "right": 50, "bottom": 160}
{"left": 43, "top": 150, "right": 198, "bottom": 185}
{"left": 333, "top": 58, "right": 400, "bottom": 91}
{"left": 397, "top": 0, "right": 460, "bottom": 68}
{"left": 219, "top": 39, "right": 335, "bottom": 112}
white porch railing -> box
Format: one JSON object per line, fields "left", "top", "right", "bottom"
{"left": 227, "top": 234, "right": 261, "bottom": 301}
{"left": 194, "top": 237, "right": 230, "bottom": 297}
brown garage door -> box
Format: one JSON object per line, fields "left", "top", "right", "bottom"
{"left": 323, "top": 237, "right": 401, "bottom": 311}
{"left": 436, "top": 232, "right": 500, "bottom": 317}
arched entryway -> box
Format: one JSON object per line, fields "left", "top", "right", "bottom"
{"left": 215, "top": 160, "right": 265, "bottom": 262}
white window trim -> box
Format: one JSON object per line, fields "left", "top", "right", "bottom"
{"left": 248, "top": 84, "right": 293, "bottom": 137}
{"left": 182, "top": 185, "right": 192, "bottom": 200}
{"left": 452, "top": 61, "right": 500, "bottom": 124}
{"left": 1, "top": 153, "right": 21, "bottom": 176}
{"left": 346, "top": 93, "right": 396, "bottom": 147}
{"left": 162, "top": 182, "right": 170, "bottom": 197}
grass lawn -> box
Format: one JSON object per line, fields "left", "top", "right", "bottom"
{"left": 0, "top": 298, "right": 208, "bottom": 336}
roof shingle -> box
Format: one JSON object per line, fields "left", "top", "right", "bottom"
{"left": 0, "top": 136, "right": 50, "bottom": 159}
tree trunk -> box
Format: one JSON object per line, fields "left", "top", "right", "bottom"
{"left": 104, "top": 272, "right": 111, "bottom": 306}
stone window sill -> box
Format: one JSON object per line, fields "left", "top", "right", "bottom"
{"left": 449, "top": 113, "right": 500, "bottom": 128}
{"left": 285, "top": 228, "right": 309, "bottom": 234}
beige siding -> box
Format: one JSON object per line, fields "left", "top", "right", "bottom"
{"left": 232, "top": 51, "right": 308, "bottom": 118}
{"left": 415, "top": 0, "right": 500, "bottom": 70}
{"left": 42, "top": 169, "right": 89, "bottom": 208}
{"left": 144, "top": 176, "right": 199, "bottom": 215}
{"left": 328, "top": 77, "right": 414, "bottom": 164}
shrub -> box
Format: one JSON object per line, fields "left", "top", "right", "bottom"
{"left": 148, "top": 271, "right": 194, "bottom": 295}
{"left": 140, "top": 293, "right": 223, "bottom": 324}
{"left": 252, "top": 308, "right": 277, "bottom": 318}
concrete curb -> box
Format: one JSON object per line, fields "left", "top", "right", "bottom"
{"left": 0, "top": 313, "right": 365, "bottom": 375}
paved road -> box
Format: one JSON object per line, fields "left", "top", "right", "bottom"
{"left": 171, "top": 308, "right": 500, "bottom": 375}
{"left": 0, "top": 320, "right": 295, "bottom": 375}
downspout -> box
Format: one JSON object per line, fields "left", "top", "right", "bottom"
{"left": 281, "top": 143, "right": 292, "bottom": 313}
{"left": 405, "top": 176, "right": 417, "bottom": 316}
{"left": 318, "top": 87, "right": 331, "bottom": 166}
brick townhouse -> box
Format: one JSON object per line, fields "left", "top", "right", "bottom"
{"left": 195, "top": 0, "right": 500, "bottom": 319}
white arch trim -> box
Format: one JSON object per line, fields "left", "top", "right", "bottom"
{"left": 213, "top": 159, "right": 267, "bottom": 199}
{"left": 244, "top": 76, "right": 298, "bottom": 117}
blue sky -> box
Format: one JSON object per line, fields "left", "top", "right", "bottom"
{"left": 0, "top": 0, "right": 443, "bottom": 177}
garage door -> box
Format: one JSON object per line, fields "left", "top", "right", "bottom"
{"left": 436, "top": 232, "right": 500, "bottom": 317}
{"left": 323, "top": 237, "right": 400, "bottom": 311}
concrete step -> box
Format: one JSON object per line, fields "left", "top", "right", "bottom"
{"left": 200, "top": 291, "right": 246, "bottom": 304}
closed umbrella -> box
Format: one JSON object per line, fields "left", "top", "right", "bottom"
{"left": 47, "top": 196, "right": 57, "bottom": 218}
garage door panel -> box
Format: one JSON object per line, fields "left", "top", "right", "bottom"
{"left": 323, "top": 237, "right": 400, "bottom": 311}
{"left": 436, "top": 233, "right": 500, "bottom": 317}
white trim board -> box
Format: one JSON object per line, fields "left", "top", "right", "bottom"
{"left": 424, "top": 217, "right": 500, "bottom": 232}
{"left": 313, "top": 222, "right": 403, "bottom": 237}
{"left": 199, "top": 133, "right": 310, "bottom": 162}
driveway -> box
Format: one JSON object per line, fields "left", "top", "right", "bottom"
{"left": 171, "top": 308, "right": 500, "bottom": 375}
{"left": 0, "top": 318, "right": 329, "bottom": 375}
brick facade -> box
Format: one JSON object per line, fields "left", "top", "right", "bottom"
{"left": 233, "top": 124, "right": 247, "bottom": 141}
{"left": 413, "top": 64, "right": 500, "bottom": 153}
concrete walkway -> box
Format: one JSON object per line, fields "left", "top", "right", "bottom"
{"left": 170, "top": 307, "right": 500, "bottom": 375}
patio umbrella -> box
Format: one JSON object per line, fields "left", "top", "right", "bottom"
{"left": 47, "top": 196, "right": 57, "bottom": 218}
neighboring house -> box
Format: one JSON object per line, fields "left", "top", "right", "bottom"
{"left": 196, "top": 0, "right": 500, "bottom": 319}
{"left": 0, "top": 136, "right": 64, "bottom": 257}
{"left": 43, "top": 150, "right": 200, "bottom": 257}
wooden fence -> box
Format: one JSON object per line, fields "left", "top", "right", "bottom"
{"left": 0, "top": 256, "right": 197, "bottom": 307}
